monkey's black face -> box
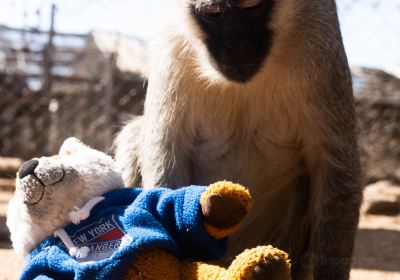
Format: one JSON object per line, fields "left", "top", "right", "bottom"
{"left": 192, "top": 0, "right": 275, "bottom": 83}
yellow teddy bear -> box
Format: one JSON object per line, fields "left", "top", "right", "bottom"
{"left": 125, "top": 181, "right": 291, "bottom": 280}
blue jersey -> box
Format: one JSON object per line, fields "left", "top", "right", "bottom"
{"left": 21, "top": 186, "right": 227, "bottom": 280}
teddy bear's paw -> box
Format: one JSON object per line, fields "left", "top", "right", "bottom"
{"left": 228, "top": 246, "right": 291, "bottom": 280}
{"left": 251, "top": 256, "right": 291, "bottom": 280}
{"left": 200, "top": 181, "right": 251, "bottom": 239}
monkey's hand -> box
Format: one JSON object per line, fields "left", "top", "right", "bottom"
{"left": 200, "top": 181, "right": 252, "bottom": 239}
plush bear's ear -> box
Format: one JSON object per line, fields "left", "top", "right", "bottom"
{"left": 59, "top": 137, "right": 88, "bottom": 155}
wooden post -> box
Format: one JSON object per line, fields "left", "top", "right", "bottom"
{"left": 42, "top": 4, "right": 56, "bottom": 93}
{"left": 105, "top": 53, "right": 117, "bottom": 149}
{"left": 40, "top": 4, "right": 56, "bottom": 155}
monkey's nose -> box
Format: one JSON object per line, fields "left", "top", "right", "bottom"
{"left": 19, "top": 159, "right": 39, "bottom": 179}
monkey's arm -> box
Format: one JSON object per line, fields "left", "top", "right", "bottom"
{"left": 114, "top": 116, "right": 142, "bottom": 186}
{"left": 114, "top": 109, "right": 191, "bottom": 189}
{"left": 306, "top": 141, "right": 361, "bottom": 280}
{"left": 139, "top": 119, "right": 192, "bottom": 189}
{"left": 303, "top": 87, "right": 362, "bottom": 280}
{"left": 137, "top": 35, "right": 193, "bottom": 189}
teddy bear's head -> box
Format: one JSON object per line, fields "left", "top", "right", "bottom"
{"left": 7, "top": 137, "right": 123, "bottom": 257}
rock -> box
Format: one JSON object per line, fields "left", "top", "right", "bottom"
{"left": 0, "top": 216, "right": 10, "bottom": 241}
{"left": 0, "top": 191, "right": 13, "bottom": 241}
{"left": 353, "top": 68, "right": 400, "bottom": 184}
{"left": 362, "top": 181, "right": 400, "bottom": 216}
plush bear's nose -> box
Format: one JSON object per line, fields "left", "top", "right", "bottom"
{"left": 19, "top": 159, "right": 39, "bottom": 179}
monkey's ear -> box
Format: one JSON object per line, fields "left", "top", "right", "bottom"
{"left": 59, "top": 137, "right": 88, "bottom": 156}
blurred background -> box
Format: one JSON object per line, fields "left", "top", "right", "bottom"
{"left": 0, "top": 0, "right": 399, "bottom": 279}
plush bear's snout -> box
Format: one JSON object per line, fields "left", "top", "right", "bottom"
{"left": 19, "top": 159, "right": 39, "bottom": 179}
{"left": 16, "top": 158, "right": 67, "bottom": 205}
{"left": 35, "top": 165, "right": 65, "bottom": 186}
{"left": 16, "top": 174, "right": 45, "bottom": 205}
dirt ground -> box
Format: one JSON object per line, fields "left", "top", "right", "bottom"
{"left": 351, "top": 215, "right": 400, "bottom": 279}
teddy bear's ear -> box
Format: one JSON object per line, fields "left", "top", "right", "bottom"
{"left": 59, "top": 137, "right": 88, "bottom": 155}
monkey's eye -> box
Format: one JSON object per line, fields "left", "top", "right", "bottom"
{"left": 202, "top": 4, "right": 223, "bottom": 20}
{"left": 238, "top": 0, "right": 265, "bottom": 14}
{"left": 239, "top": 0, "right": 263, "bottom": 8}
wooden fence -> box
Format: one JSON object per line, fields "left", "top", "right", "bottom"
{"left": 0, "top": 25, "right": 146, "bottom": 159}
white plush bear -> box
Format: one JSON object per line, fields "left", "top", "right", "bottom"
{"left": 7, "top": 137, "right": 124, "bottom": 258}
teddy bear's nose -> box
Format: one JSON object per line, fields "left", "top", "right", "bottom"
{"left": 19, "top": 159, "right": 39, "bottom": 179}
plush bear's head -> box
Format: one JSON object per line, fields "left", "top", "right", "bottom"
{"left": 7, "top": 138, "right": 124, "bottom": 257}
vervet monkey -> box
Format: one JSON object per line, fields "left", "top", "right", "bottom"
{"left": 115, "top": 0, "right": 362, "bottom": 279}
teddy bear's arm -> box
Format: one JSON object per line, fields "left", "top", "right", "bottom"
{"left": 136, "top": 182, "right": 251, "bottom": 260}
{"left": 200, "top": 181, "right": 252, "bottom": 239}
{"left": 136, "top": 186, "right": 227, "bottom": 259}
